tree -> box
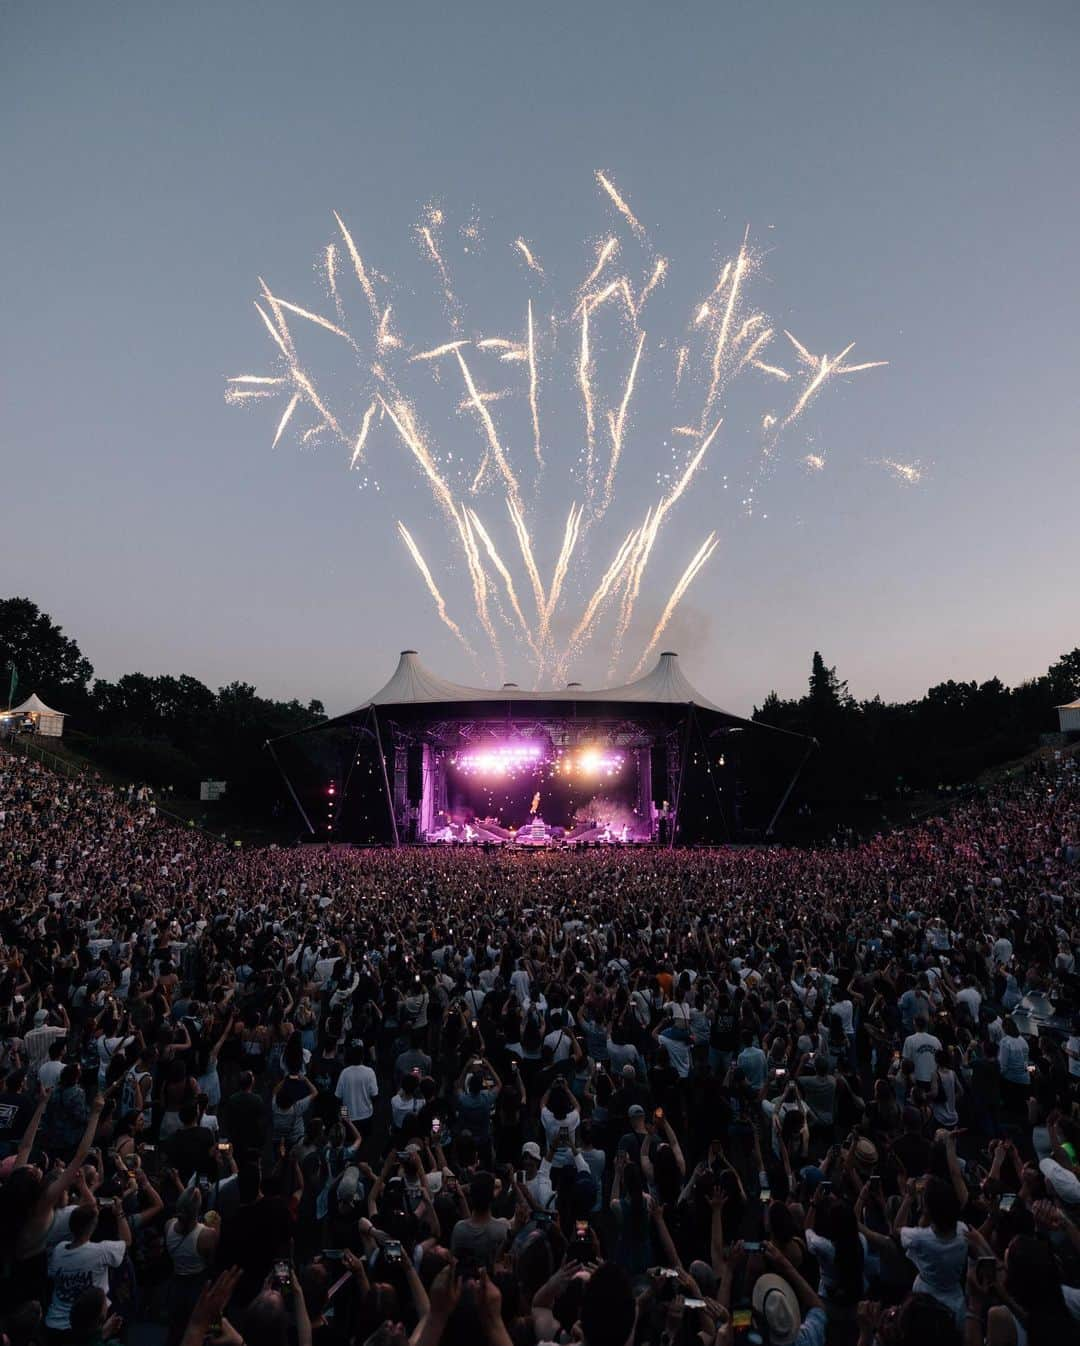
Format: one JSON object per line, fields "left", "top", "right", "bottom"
{"left": 806, "top": 651, "right": 851, "bottom": 715}
{"left": 0, "top": 598, "right": 93, "bottom": 702}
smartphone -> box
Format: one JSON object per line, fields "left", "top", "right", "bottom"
{"left": 999, "top": 1192, "right": 1016, "bottom": 1212}
{"left": 574, "top": 1219, "right": 589, "bottom": 1238}
{"left": 383, "top": 1239, "right": 404, "bottom": 1264}
{"left": 870, "top": 1173, "right": 882, "bottom": 1193}
{"left": 742, "top": 1240, "right": 762, "bottom": 1253}
{"left": 775, "top": 1068, "right": 787, "bottom": 1078}
{"left": 272, "top": 1260, "right": 291, "bottom": 1290}
{"left": 340, "top": 1106, "right": 349, "bottom": 1120}
{"left": 123, "top": 1154, "right": 139, "bottom": 1170}
{"left": 516, "top": 1169, "right": 526, "bottom": 1185}
{"left": 657, "top": 1267, "right": 680, "bottom": 1278}
{"left": 684, "top": 1298, "right": 707, "bottom": 1310}
{"left": 819, "top": 1181, "right": 832, "bottom": 1196}
{"left": 976, "top": 1256, "right": 997, "bottom": 1287}
{"left": 731, "top": 1307, "right": 752, "bottom": 1334}
{"left": 431, "top": 1118, "right": 442, "bottom": 1137}
{"left": 760, "top": 1188, "right": 771, "bottom": 1205}
{"left": 320, "top": 1248, "right": 344, "bottom": 1260}
{"left": 217, "top": 1141, "right": 232, "bottom": 1153}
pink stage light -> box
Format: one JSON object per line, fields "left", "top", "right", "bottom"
{"left": 451, "top": 742, "right": 546, "bottom": 776}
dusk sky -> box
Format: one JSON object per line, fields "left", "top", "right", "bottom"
{"left": 4, "top": 1, "right": 1078, "bottom": 717}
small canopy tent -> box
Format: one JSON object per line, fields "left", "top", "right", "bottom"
{"left": 3, "top": 692, "right": 67, "bottom": 738}
{"left": 1058, "top": 698, "right": 1080, "bottom": 734}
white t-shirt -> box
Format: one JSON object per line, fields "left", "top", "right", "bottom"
{"left": 47, "top": 1240, "right": 127, "bottom": 1328}
{"left": 902, "top": 1031, "right": 942, "bottom": 1083}
{"left": 335, "top": 1064, "right": 379, "bottom": 1121}
{"left": 899, "top": 1224, "right": 969, "bottom": 1322}
{"left": 1066, "top": 1037, "right": 1080, "bottom": 1079}
{"left": 543, "top": 1028, "right": 573, "bottom": 1062}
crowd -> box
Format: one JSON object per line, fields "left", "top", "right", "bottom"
{"left": 0, "top": 740, "right": 1079, "bottom": 1346}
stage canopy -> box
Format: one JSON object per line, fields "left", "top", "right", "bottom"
{"left": 324, "top": 648, "right": 808, "bottom": 738}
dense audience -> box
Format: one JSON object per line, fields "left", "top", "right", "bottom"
{"left": 0, "top": 741, "right": 1079, "bottom": 1346}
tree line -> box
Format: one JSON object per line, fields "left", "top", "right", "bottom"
{"left": 750, "top": 647, "right": 1080, "bottom": 805}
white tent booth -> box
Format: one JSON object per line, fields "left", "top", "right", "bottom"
{"left": 1058, "top": 698, "right": 1080, "bottom": 734}
{"left": 3, "top": 692, "right": 67, "bottom": 738}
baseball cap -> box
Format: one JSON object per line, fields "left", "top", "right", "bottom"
{"left": 628, "top": 1104, "right": 646, "bottom": 1119}
{"left": 33, "top": 1009, "right": 49, "bottom": 1027}
{"left": 521, "top": 1141, "right": 542, "bottom": 1161}
{"left": 752, "top": 1273, "right": 802, "bottom": 1346}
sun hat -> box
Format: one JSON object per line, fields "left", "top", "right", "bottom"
{"left": 752, "top": 1273, "right": 802, "bottom": 1346}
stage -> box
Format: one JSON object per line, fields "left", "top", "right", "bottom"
{"left": 268, "top": 650, "right": 816, "bottom": 846}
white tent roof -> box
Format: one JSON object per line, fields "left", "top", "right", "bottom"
{"left": 7, "top": 692, "right": 65, "bottom": 717}
{"left": 1056, "top": 698, "right": 1080, "bottom": 711}
{"left": 358, "top": 649, "right": 725, "bottom": 713}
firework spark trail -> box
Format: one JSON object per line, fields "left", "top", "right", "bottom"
{"left": 610, "top": 421, "right": 721, "bottom": 663}
{"left": 259, "top": 290, "right": 354, "bottom": 344}
{"left": 578, "top": 299, "right": 597, "bottom": 500}
{"left": 378, "top": 395, "right": 457, "bottom": 519}
{"left": 466, "top": 510, "right": 540, "bottom": 659}
{"left": 224, "top": 389, "right": 276, "bottom": 404}
{"left": 736, "top": 327, "right": 775, "bottom": 375}
{"left": 350, "top": 401, "right": 378, "bottom": 469}
{"left": 674, "top": 346, "right": 689, "bottom": 387}
{"left": 559, "top": 527, "right": 640, "bottom": 679}
{"left": 526, "top": 301, "right": 543, "bottom": 467}
{"left": 228, "top": 375, "right": 287, "bottom": 386}
{"left": 504, "top": 496, "right": 548, "bottom": 636}
{"left": 636, "top": 256, "right": 668, "bottom": 312}
{"left": 514, "top": 238, "right": 544, "bottom": 276}
{"left": 377, "top": 307, "right": 401, "bottom": 350}
{"left": 753, "top": 360, "right": 792, "bottom": 381}
{"left": 289, "top": 367, "right": 341, "bottom": 435}
{"left": 702, "top": 241, "right": 751, "bottom": 425}
{"left": 545, "top": 503, "right": 583, "bottom": 635}
{"left": 456, "top": 506, "right": 504, "bottom": 677}
{"left": 325, "top": 243, "right": 341, "bottom": 310}
{"left": 412, "top": 340, "right": 468, "bottom": 362}
{"left": 272, "top": 393, "right": 301, "bottom": 449}
{"left": 603, "top": 329, "right": 646, "bottom": 509}
{"left": 596, "top": 170, "right": 646, "bottom": 240}
{"left": 397, "top": 522, "right": 477, "bottom": 658}
{"left": 476, "top": 338, "right": 518, "bottom": 350}
{"left": 452, "top": 348, "right": 523, "bottom": 507}
{"left": 333, "top": 211, "right": 379, "bottom": 314}
{"left": 254, "top": 302, "right": 292, "bottom": 360}
{"left": 257, "top": 280, "right": 298, "bottom": 357}
{"left": 631, "top": 532, "right": 720, "bottom": 677}
{"left": 581, "top": 236, "right": 619, "bottom": 294}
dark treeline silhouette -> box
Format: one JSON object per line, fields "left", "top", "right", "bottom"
{"left": 752, "top": 647, "right": 1080, "bottom": 806}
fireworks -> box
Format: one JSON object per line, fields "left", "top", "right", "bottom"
{"left": 229, "top": 173, "right": 887, "bottom": 685}
{"left": 880, "top": 458, "right": 924, "bottom": 485}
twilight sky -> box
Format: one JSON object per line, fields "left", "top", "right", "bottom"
{"left": 3, "top": 1, "right": 1078, "bottom": 717}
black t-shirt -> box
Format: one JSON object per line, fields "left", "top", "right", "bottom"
{"left": 165, "top": 1125, "right": 216, "bottom": 1182}
{"left": 216, "top": 1196, "right": 291, "bottom": 1306}
{"left": 891, "top": 1132, "right": 932, "bottom": 1178}
{"left": 710, "top": 1011, "right": 738, "bottom": 1051}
